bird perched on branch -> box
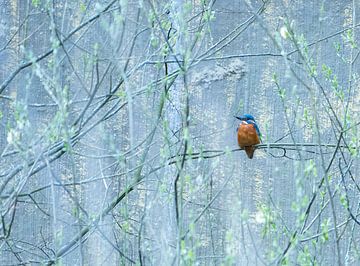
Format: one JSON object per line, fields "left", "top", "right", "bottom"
{"left": 235, "top": 114, "right": 261, "bottom": 159}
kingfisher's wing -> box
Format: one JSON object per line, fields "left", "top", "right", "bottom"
{"left": 248, "top": 121, "right": 261, "bottom": 139}
{"left": 253, "top": 123, "right": 261, "bottom": 138}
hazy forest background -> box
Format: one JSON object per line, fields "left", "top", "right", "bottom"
{"left": 0, "top": 0, "right": 360, "bottom": 265}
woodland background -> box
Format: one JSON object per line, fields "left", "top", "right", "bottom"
{"left": 0, "top": 0, "right": 360, "bottom": 265}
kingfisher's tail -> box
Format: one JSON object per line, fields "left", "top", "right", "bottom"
{"left": 244, "top": 146, "right": 255, "bottom": 159}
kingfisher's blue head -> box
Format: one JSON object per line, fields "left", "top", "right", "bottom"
{"left": 235, "top": 114, "right": 256, "bottom": 122}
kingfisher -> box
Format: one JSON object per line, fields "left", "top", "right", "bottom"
{"left": 235, "top": 114, "right": 261, "bottom": 159}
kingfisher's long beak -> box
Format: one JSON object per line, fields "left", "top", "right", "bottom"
{"left": 235, "top": 115, "right": 246, "bottom": 121}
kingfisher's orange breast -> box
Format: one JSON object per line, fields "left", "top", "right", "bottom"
{"left": 237, "top": 124, "right": 260, "bottom": 148}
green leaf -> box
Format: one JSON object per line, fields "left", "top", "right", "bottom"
{"left": 32, "top": 0, "right": 40, "bottom": 7}
{"left": 80, "top": 2, "right": 86, "bottom": 13}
